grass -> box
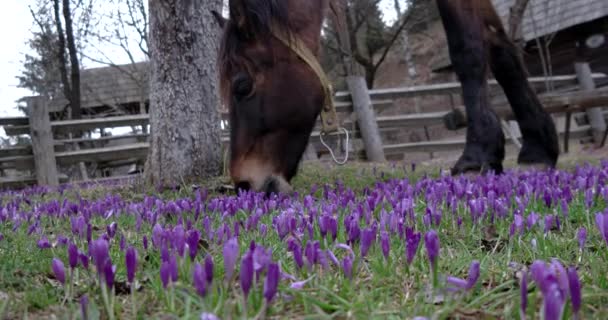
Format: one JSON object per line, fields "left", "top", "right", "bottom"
{"left": 0, "top": 160, "right": 607, "bottom": 320}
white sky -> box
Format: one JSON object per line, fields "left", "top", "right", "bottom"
{"left": 0, "top": 0, "right": 403, "bottom": 120}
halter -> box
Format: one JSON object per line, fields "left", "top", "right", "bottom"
{"left": 270, "top": 25, "right": 349, "bottom": 164}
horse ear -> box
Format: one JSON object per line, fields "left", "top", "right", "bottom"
{"left": 211, "top": 10, "right": 227, "bottom": 28}
{"left": 229, "top": 0, "right": 248, "bottom": 30}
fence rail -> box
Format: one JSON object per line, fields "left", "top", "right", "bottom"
{"left": 1, "top": 73, "right": 606, "bottom": 189}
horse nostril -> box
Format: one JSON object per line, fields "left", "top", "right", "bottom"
{"left": 235, "top": 181, "right": 251, "bottom": 193}
{"left": 262, "top": 177, "right": 279, "bottom": 198}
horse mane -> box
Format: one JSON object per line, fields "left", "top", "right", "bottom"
{"left": 218, "top": 0, "right": 294, "bottom": 107}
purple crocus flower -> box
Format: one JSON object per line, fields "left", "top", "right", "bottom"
{"left": 200, "top": 312, "right": 220, "bottom": 320}
{"left": 107, "top": 222, "right": 117, "bottom": 239}
{"left": 568, "top": 267, "right": 582, "bottom": 319}
{"left": 520, "top": 273, "right": 527, "bottom": 320}
{"left": 544, "top": 215, "right": 554, "bottom": 234}
{"left": 424, "top": 230, "right": 439, "bottom": 268}
{"left": 173, "top": 225, "right": 186, "bottom": 257}
{"left": 342, "top": 255, "right": 353, "bottom": 280}
{"left": 37, "top": 236, "right": 51, "bottom": 249}
{"left": 169, "top": 254, "right": 178, "bottom": 282}
{"left": 204, "top": 254, "right": 214, "bottom": 285}
{"left": 240, "top": 252, "right": 254, "bottom": 298}
{"left": 102, "top": 260, "right": 116, "bottom": 289}
{"left": 90, "top": 238, "right": 110, "bottom": 272}
{"left": 595, "top": 212, "right": 608, "bottom": 246}
{"left": 80, "top": 295, "right": 89, "bottom": 320}
{"left": 223, "top": 237, "right": 239, "bottom": 282}
{"left": 52, "top": 258, "right": 66, "bottom": 285}
{"left": 577, "top": 228, "right": 587, "bottom": 251}
{"left": 263, "top": 262, "right": 280, "bottom": 302}
{"left": 57, "top": 235, "right": 69, "bottom": 246}
{"left": 527, "top": 213, "right": 540, "bottom": 230}
{"left": 193, "top": 263, "right": 207, "bottom": 297}
{"left": 79, "top": 252, "right": 89, "bottom": 269}
{"left": 125, "top": 246, "right": 137, "bottom": 283}
{"left": 186, "top": 230, "right": 200, "bottom": 261}
{"left": 531, "top": 261, "right": 565, "bottom": 320}
{"left": 160, "top": 260, "right": 171, "bottom": 288}
{"left": 253, "top": 245, "right": 272, "bottom": 275}
{"left": 119, "top": 235, "right": 126, "bottom": 251}
{"left": 446, "top": 260, "right": 480, "bottom": 291}
{"left": 143, "top": 235, "right": 149, "bottom": 250}
{"left": 288, "top": 239, "right": 303, "bottom": 270}
{"left": 290, "top": 277, "right": 312, "bottom": 290}
{"left": 68, "top": 243, "right": 79, "bottom": 269}
{"left": 380, "top": 231, "right": 390, "bottom": 260}
{"left": 543, "top": 276, "right": 565, "bottom": 320}
{"left": 360, "top": 227, "right": 376, "bottom": 258}
{"left": 405, "top": 227, "right": 421, "bottom": 265}
{"left": 510, "top": 214, "right": 524, "bottom": 236}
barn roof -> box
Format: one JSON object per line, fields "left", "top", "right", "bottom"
{"left": 431, "top": 0, "right": 608, "bottom": 72}
{"left": 493, "top": 0, "right": 608, "bottom": 41}
{"left": 48, "top": 62, "right": 150, "bottom": 114}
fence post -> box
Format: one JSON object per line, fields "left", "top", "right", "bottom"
{"left": 302, "top": 143, "right": 318, "bottom": 162}
{"left": 27, "top": 97, "right": 59, "bottom": 187}
{"left": 346, "top": 76, "right": 386, "bottom": 162}
{"left": 575, "top": 62, "right": 606, "bottom": 147}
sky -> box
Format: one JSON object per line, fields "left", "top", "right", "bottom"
{"left": 0, "top": 0, "right": 403, "bottom": 120}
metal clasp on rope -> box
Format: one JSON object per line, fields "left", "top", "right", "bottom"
{"left": 270, "top": 24, "right": 349, "bottom": 165}
{"left": 318, "top": 84, "right": 349, "bottom": 165}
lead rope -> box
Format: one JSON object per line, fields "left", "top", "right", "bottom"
{"left": 319, "top": 127, "right": 349, "bottom": 165}
{"left": 271, "top": 25, "right": 349, "bottom": 165}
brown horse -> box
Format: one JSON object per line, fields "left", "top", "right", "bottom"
{"left": 213, "top": 0, "right": 559, "bottom": 195}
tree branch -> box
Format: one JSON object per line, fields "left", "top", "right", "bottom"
{"left": 372, "top": 9, "right": 412, "bottom": 74}
{"left": 52, "top": 0, "right": 72, "bottom": 106}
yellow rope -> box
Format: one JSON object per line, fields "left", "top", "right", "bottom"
{"left": 270, "top": 25, "right": 339, "bottom": 134}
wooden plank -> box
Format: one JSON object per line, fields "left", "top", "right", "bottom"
{"left": 0, "top": 176, "right": 38, "bottom": 189}
{"left": 3, "top": 125, "right": 29, "bottom": 136}
{"left": 0, "top": 117, "right": 29, "bottom": 126}
{"left": 0, "top": 174, "right": 69, "bottom": 190}
{"left": 52, "top": 114, "right": 149, "bottom": 134}
{"left": 0, "top": 155, "right": 35, "bottom": 170}
{"left": 28, "top": 97, "right": 59, "bottom": 187}
{"left": 383, "top": 126, "right": 591, "bottom": 155}
{"left": 334, "top": 74, "right": 607, "bottom": 101}
{"left": 3, "top": 114, "right": 150, "bottom": 136}
{"left": 574, "top": 111, "right": 608, "bottom": 126}
{"left": 0, "top": 146, "right": 32, "bottom": 157}
{"left": 448, "top": 89, "right": 608, "bottom": 126}
{"left": 55, "top": 133, "right": 149, "bottom": 145}
{"left": 55, "top": 142, "right": 150, "bottom": 165}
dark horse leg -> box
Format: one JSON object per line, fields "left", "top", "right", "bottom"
{"left": 437, "top": 0, "right": 505, "bottom": 174}
{"left": 485, "top": 17, "right": 559, "bottom": 168}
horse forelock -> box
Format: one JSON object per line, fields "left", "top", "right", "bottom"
{"left": 217, "top": 0, "right": 295, "bottom": 108}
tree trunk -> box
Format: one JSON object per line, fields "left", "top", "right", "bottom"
{"left": 508, "top": 0, "right": 530, "bottom": 42}
{"left": 331, "top": 0, "right": 385, "bottom": 162}
{"left": 145, "top": 0, "right": 223, "bottom": 187}
{"left": 62, "top": 0, "right": 81, "bottom": 120}
{"left": 52, "top": 0, "right": 71, "bottom": 106}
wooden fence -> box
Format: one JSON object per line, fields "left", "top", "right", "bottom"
{"left": 1, "top": 73, "right": 607, "bottom": 189}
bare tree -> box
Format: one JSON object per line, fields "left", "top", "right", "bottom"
{"left": 145, "top": 0, "right": 223, "bottom": 187}
{"left": 323, "top": 0, "right": 413, "bottom": 88}
{"left": 83, "top": 0, "right": 150, "bottom": 117}
{"left": 508, "top": 0, "right": 531, "bottom": 42}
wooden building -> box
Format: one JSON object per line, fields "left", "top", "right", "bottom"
{"left": 432, "top": 0, "right": 608, "bottom": 83}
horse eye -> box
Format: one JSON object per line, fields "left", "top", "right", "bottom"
{"left": 232, "top": 74, "right": 254, "bottom": 99}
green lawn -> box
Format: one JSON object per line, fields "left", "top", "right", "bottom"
{"left": 0, "top": 161, "right": 607, "bottom": 319}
